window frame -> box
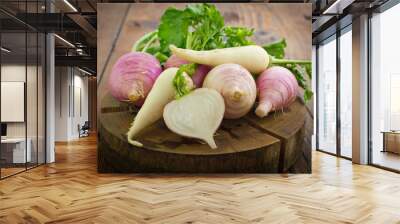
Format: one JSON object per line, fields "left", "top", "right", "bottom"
{"left": 0, "top": 0, "right": 48, "bottom": 180}
{"left": 315, "top": 24, "right": 353, "bottom": 161}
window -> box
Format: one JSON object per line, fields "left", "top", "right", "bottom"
{"left": 317, "top": 36, "right": 337, "bottom": 154}
{"left": 370, "top": 3, "right": 400, "bottom": 171}
{"left": 0, "top": 1, "right": 47, "bottom": 179}
{"left": 339, "top": 28, "right": 352, "bottom": 158}
{"left": 316, "top": 26, "right": 353, "bottom": 159}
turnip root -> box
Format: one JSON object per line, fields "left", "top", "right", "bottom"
{"left": 164, "top": 54, "right": 211, "bottom": 87}
{"left": 164, "top": 54, "right": 188, "bottom": 68}
{"left": 170, "top": 45, "right": 269, "bottom": 74}
{"left": 191, "top": 65, "right": 211, "bottom": 88}
{"left": 255, "top": 66, "right": 299, "bottom": 118}
{"left": 203, "top": 64, "right": 256, "bottom": 119}
{"left": 108, "top": 52, "right": 162, "bottom": 106}
{"left": 163, "top": 88, "right": 225, "bottom": 149}
{"left": 127, "top": 67, "right": 193, "bottom": 146}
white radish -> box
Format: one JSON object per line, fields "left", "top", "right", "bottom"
{"left": 127, "top": 67, "right": 193, "bottom": 146}
{"left": 170, "top": 45, "right": 269, "bottom": 74}
{"left": 203, "top": 64, "right": 256, "bottom": 119}
{"left": 163, "top": 88, "right": 225, "bottom": 149}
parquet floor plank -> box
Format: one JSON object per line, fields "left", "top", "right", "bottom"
{"left": 0, "top": 135, "right": 400, "bottom": 223}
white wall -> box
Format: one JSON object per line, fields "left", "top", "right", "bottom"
{"left": 77, "top": 73, "right": 89, "bottom": 137}
{"left": 55, "top": 67, "right": 70, "bottom": 141}
{"left": 1, "top": 64, "right": 46, "bottom": 164}
{"left": 1, "top": 65, "right": 38, "bottom": 138}
{"left": 1, "top": 66, "right": 26, "bottom": 139}
{"left": 54, "top": 67, "right": 89, "bottom": 141}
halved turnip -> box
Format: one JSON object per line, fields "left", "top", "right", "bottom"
{"left": 163, "top": 88, "right": 225, "bottom": 149}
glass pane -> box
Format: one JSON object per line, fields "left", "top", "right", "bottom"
{"left": 27, "top": 31, "right": 38, "bottom": 169}
{"left": 0, "top": 1, "right": 46, "bottom": 178}
{"left": 317, "top": 37, "right": 337, "bottom": 154}
{"left": 371, "top": 3, "right": 400, "bottom": 171}
{"left": 1, "top": 30, "right": 27, "bottom": 177}
{"left": 340, "top": 29, "right": 352, "bottom": 158}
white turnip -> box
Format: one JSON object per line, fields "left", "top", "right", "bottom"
{"left": 163, "top": 88, "right": 225, "bottom": 149}
{"left": 203, "top": 64, "right": 256, "bottom": 119}
{"left": 170, "top": 45, "right": 269, "bottom": 74}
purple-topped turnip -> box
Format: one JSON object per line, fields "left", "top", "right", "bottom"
{"left": 255, "top": 66, "right": 299, "bottom": 117}
{"left": 108, "top": 52, "right": 162, "bottom": 106}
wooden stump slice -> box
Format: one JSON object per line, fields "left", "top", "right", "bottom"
{"left": 98, "top": 94, "right": 311, "bottom": 173}
{"left": 245, "top": 99, "right": 313, "bottom": 172}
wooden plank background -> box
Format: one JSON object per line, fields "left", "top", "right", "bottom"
{"left": 97, "top": 3, "right": 312, "bottom": 107}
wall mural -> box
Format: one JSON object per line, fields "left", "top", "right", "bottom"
{"left": 97, "top": 3, "right": 313, "bottom": 173}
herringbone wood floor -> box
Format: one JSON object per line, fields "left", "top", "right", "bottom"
{"left": 1, "top": 135, "right": 400, "bottom": 224}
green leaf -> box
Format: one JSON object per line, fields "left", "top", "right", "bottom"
{"left": 263, "top": 39, "right": 287, "bottom": 59}
{"left": 158, "top": 8, "right": 191, "bottom": 54}
{"left": 180, "top": 63, "right": 197, "bottom": 77}
{"left": 173, "top": 63, "right": 197, "bottom": 99}
{"left": 139, "top": 4, "right": 256, "bottom": 59}
{"left": 304, "top": 63, "right": 312, "bottom": 79}
{"left": 222, "top": 26, "right": 255, "bottom": 48}
{"left": 304, "top": 89, "right": 313, "bottom": 102}
{"left": 185, "top": 3, "right": 224, "bottom": 50}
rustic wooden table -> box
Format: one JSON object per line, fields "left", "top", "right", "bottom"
{"left": 98, "top": 3, "right": 312, "bottom": 99}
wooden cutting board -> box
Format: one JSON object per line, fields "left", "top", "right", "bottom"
{"left": 98, "top": 94, "right": 312, "bottom": 173}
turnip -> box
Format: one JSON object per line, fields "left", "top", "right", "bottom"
{"left": 170, "top": 45, "right": 269, "bottom": 74}
{"left": 191, "top": 65, "right": 212, "bottom": 88}
{"left": 163, "top": 88, "right": 225, "bottom": 149}
{"left": 164, "top": 54, "right": 188, "bottom": 68}
{"left": 255, "top": 66, "right": 299, "bottom": 118}
{"left": 127, "top": 67, "right": 194, "bottom": 146}
{"left": 108, "top": 52, "right": 162, "bottom": 106}
{"left": 203, "top": 64, "right": 256, "bottom": 119}
{"left": 164, "top": 54, "right": 211, "bottom": 88}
